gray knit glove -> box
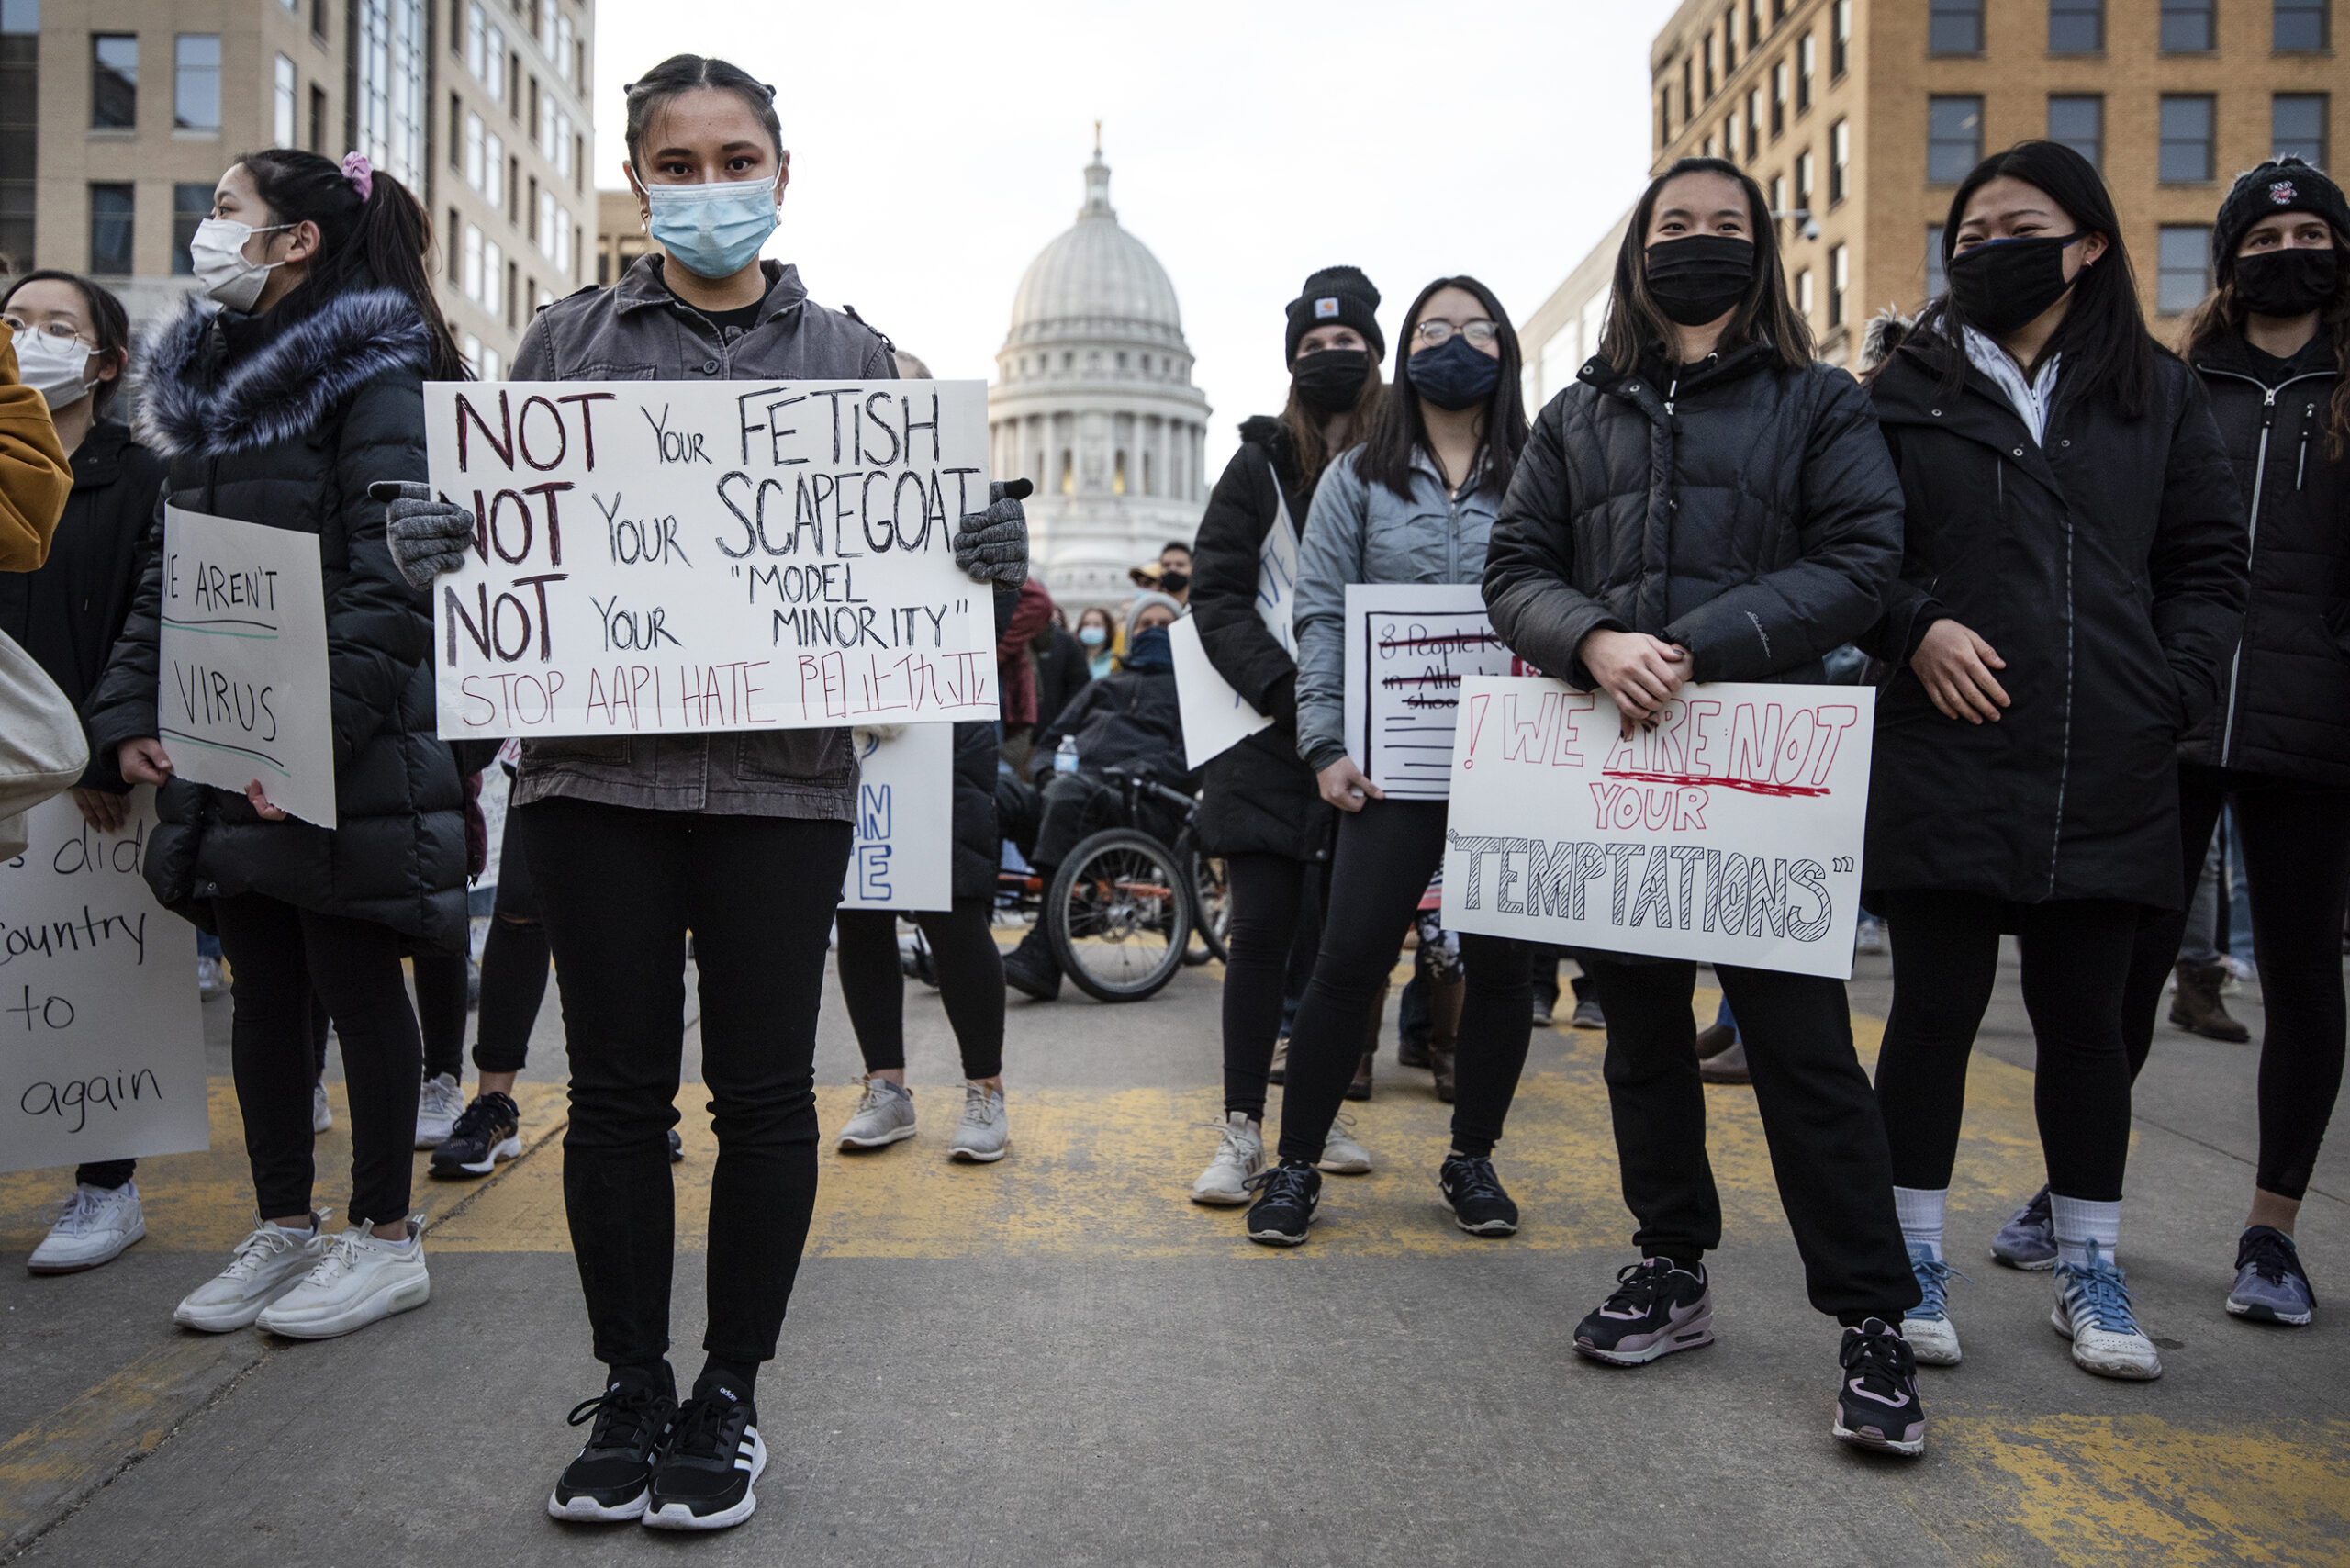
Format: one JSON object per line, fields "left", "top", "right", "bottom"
{"left": 370, "top": 480, "right": 474, "bottom": 590}
{"left": 954, "top": 478, "right": 1031, "bottom": 588}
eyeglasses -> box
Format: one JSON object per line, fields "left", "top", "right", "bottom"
{"left": 0, "top": 316, "right": 89, "bottom": 344}
{"left": 1412, "top": 319, "right": 1500, "bottom": 348}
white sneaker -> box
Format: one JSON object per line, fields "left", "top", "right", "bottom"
{"left": 1317, "top": 1112, "right": 1374, "bottom": 1175}
{"left": 1191, "top": 1112, "right": 1264, "bottom": 1204}
{"left": 311, "top": 1081, "right": 333, "bottom": 1134}
{"left": 414, "top": 1072, "right": 464, "bottom": 1148}
{"left": 835, "top": 1076, "right": 916, "bottom": 1150}
{"left": 257, "top": 1217, "right": 431, "bottom": 1339}
{"left": 173, "top": 1215, "right": 330, "bottom": 1331}
{"left": 196, "top": 954, "right": 227, "bottom": 1000}
{"left": 947, "top": 1082, "right": 1010, "bottom": 1163}
{"left": 1899, "top": 1245, "right": 1964, "bottom": 1367}
{"left": 2052, "top": 1241, "right": 2163, "bottom": 1381}
{"left": 28, "top": 1182, "right": 146, "bottom": 1274}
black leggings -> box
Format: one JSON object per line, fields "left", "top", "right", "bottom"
{"left": 1222, "top": 853, "right": 1332, "bottom": 1119}
{"left": 835, "top": 898, "right": 1005, "bottom": 1081}
{"left": 1874, "top": 890, "right": 2140, "bottom": 1202}
{"left": 2122, "top": 763, "right": 2350, "bottom": 1200}
{"left": 518, "top": 796, "right": 847, "bottom": 1375}
{"left": 211, "top": 892, "right": 424, "bottom": 1226}
{"left": 1274, "top": 799, "right": 1531, "bottom": 1165}
{"left": 415, "top": 948, "right": 468, "bottom": 1081}
{"left": 473, "top": 796, "right": 549, "bottom": 1075}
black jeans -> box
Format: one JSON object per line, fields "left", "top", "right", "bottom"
{"left": 518, "top": 797, "right": 849, "bottom": 1374}
{"left": 2122, "top": 763, "right": 2350, "bottom": 1200}
{"left": 1274, "top": 800, "right": 1531, "bottom": 1165}
{"left": 1874, "top": 890, "right": 2140, "bottom": 1203}
{"left": 1583, "top": 957, "right": 1918, "bottom": 1326}
{"left": 474, "top": 800, "right": 548, "bottom": 1075}
{"left": 836, "top": 898, "right": 1005, "bottom": 1081}
{"left": 1222, "top": 853, "right": 1332, "bottom": 1119}
{"left": 414, "top": 948, "right": 468, "bottom": 1081}
{"left": 211, "top": 892, "right": 423, "bottom": 1226}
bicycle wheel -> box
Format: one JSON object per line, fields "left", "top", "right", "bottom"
{"left": 1185, "top": 846, "right": 1230, "bottom": 966}
{"left": 1047, "top": 828, "right": 1192, "bottom": 1002}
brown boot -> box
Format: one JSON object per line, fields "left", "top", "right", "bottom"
{"left": 2169, "top": 959, "right": 2251, "bottom": 1042}
{"left": 1348, "top": 978, "right": 1387, "bottom": 1101}
{"left": 1427, "top": 976, "right": 1463, "bottom": 1103}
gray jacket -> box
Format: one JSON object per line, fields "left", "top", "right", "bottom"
{"left": 509, "top": 256, "right": 896, "bottom": 821}
{"left": 1292, "top": 446, "right": 1503, "bottom": 772}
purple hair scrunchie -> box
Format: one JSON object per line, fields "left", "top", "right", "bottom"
{"left": 341, "top": 151, "right": 374, "bottom": 200}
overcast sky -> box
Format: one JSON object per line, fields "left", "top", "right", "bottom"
{"left": 591, "top": 0, "right": 1682, "bottom": 477}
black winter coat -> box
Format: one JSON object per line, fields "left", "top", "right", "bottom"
{"left": 0, "top": 420, "right": 165, "bottom": 791}
{"left": 1031, "top": 623, "right": 1092, "bottom": 735}
{"left": 86, "top": 290, "right": 467, "bottom": 946}
{"left": 2181, "top": 331, "right": 2349, "bottom": 785}
{"left": 1861, "top": 334, "right": 2247, "bottom": 907}
{"left": 1029, "top": 665, "right": 1195, "bottom": 792}
{"left": 1484, "top": 345, "right": 1906, "bottom": 687}
{"left": 1193, "top": 417, "right": 1333, "bottom": 862}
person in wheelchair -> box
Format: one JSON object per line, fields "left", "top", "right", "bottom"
{"left": 1000, "top": 591, "right": 1197, "bottom": 1000}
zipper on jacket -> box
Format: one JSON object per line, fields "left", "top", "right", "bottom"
{"left": 2216, "top": 380, "right": 2288, "bottom": 763}
{"left": 2297, "top": 405, "right": 2313, "bottom": 489}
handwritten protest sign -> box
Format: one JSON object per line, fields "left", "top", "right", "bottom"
{"left": 423, "top": 380, "right": 999, "bottom": 738}
{"left": 158, "top": 506, "right": 336, "bottom": 827}
{"left": 1169, "top": 492, "right": 1304, "bottom": 769}
{"left": 1, "top": 790, "right": 204, "bottom": 1174}
{"left": 1440, "top": 676, "right": 1875, "bottom": 980}
{"left": 1342, "top": 585, "right": 1515, "bottom": 801}
{"left": 840, "top": 723, "right": 952, "bottom": 912}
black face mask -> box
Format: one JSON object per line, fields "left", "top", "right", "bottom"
{"left": 1291, "top": 348, "right": 1371, "bottom": 414}
{"left": 1157, "top": 568, "right": 1190, "bottom": 596}
{"left": 2232, "top": 246, "right": 2341, "bottom": 318}
{"left": 1409, "top": 332, "right": 1502, "bottom": 411}
{"left": 1947, "top": 232, "right": 2086, "bottom": 337}
{"left": 1644, "top": 234, "right": 1755, "bottom": 326}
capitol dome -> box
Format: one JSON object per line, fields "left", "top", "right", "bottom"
{"left": 990, "top": 140, "right": 1212, "bottom": 609}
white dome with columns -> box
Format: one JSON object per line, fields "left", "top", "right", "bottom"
{"left": 990, "top": 139, "right": 1212, "bottom": 609}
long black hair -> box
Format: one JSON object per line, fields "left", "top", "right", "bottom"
{"left": 239, "top": 149, "right": 468, "bottom": 380}
{"left": 1923, "top": 140, "right": 2156, "bottom": 418}
{"left": 623, "top": 54, "right": 783, "bottom": 173}
{"left": 1597, "top": 156, "right": 1813, "bottom": 374}
{"left": 1357, "top": 274, "right": 1527, "bottom": 500}
{"left": 1, "top": 269, "right": 130, "bottom": 420}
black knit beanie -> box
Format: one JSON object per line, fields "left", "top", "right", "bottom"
{"left": 1284, "top": 266, "right": 1383, "bottom": 364}
{"left": 2211, "top": 158, "right": 2350, "bottom": 279}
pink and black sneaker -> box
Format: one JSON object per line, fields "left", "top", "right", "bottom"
{"left": 1832, "top": 1318, "right": 1927, "bottom": 1458}
{"left": 1572, "top": 1258, "right": 1715, "bottom": 1365}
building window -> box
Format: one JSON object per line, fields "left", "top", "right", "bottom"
{"left": 91, "top": 35, "right": 137, "bottom": 130}
{"left": 2274, "top": 0, "right": 2328, "bottom": 50}
{"left": 1703, "top": 32, "right": 1716, "bottom": 100}
{"left": 485, "top": 130, "right": 503, "bottom": 207}
{"left": 1724, "top": 5, "right": 1738, "bottom": 72}
{"left": 538, "top": 187, "right": 557, "bottom": 261}
{"left": 309, "top": 84, "right": 327, "bottom": 151}
{"left": 1831, "top": 0, "right": 1851, "bottom": 78}
{"left": 1771, "top": 60, "right": 1787, "bottom": 137}
{"left": 1659, "top": 85, "right": 1671, "bottom": 149}
{"left": 1683, "top": 57, "right": 1694, "bottom": 123}
{"left": 1829, "top": 118, "right": 1850, "bottom": 205}
{"left": 87, "top": 183, "right": 132, "bottom": 273}
{"left": 1771, "top": 172, "right": 1788, "bottom": 218}
{"left": 1796, "top": 267, "right": 1814, "bottom": 319}
{"left": 2048, "top": 95, "right": 2103, "bottom": 169}
{"left": 1930, "top": 0, "right": 1984, "bottom": 53}
{"left": 554, "top": 11, "right": 573, "bottom": 82}
{"left": 1796, "top": 147, "right": 1815, "bottom": 214}
{"left": 2274, "top": 94, "right": 2328, "bottom": 165}
{"left": 463, "top": 221, "right": 483, "bottom": 302}
{"left": 482, "top": 237, "right": 501, "bottom": 315}
{"left": 2157, "top": 224, "right": 2212, "bottom": 313}
{"left": 274, "top": 54, "right": 297, "bottom": 147}
{"left": 1829, "top": 242, "right": 1849, "bottom": 328}
{"left": 1796, "top": 32, "right": 1814, "bottom": 112}
{"left": 1746, "top": 89, "right": 1762, "bottom": 160}
{"left": 2050, "top": 0, "right": 2103, "bottom": 52}
{"left": 1926, "top": 226, "right": 1948, "bottom": 298}
{"left": 1726, "top": 113, "right": 1740, "bottom": 162}
{"left": 173, "top": 35, "right": 219, "bottom": 131}
{"left": 1058, "top": 450, "right": 1073, "bottom": 496}
{"left": 172, "top": 182, "right": 208, "bottom": 274}
{"left": 354, "top": 0, "right": 427, "bottom": 188}
{"left": 446, "top": 207, "right": 460, "bottom": 280}
{"left": 479, "top": 346, "right": 499, "bottom": 381}
{"left": 311, "top": 0, "right": 328, "bottom": 42}
{"left": 464, "top": 110, "right": 484, "bottom": 189}
{"left": 0, "top": 0, "right": 37, "bottom": 274}
{"left": 2160, "top": 95, "right": 2216, "bottom": 183}
{"left": 1113, "top": 450, "right": 1127, "bottom": 497}
{"left": 1929, "top": 96, "right": 1983, "bottom": 183}
{"left": 2161, "top": 0, "right": 2214, "bottom": 50}
{"left": 461, "top": 331, "right": 479, "bottom": 374}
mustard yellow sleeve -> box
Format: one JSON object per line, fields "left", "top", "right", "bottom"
{"left": 0, "top": 324, "right": 74, "bottom": 572}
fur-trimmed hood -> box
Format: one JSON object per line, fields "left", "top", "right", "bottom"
{"left": 134, "top": 288, "right": 432, "bottom": 459}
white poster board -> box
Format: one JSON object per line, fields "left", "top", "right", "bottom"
{"left": 1440, "top": 677, "right": 1875, "bottom": 980}
{"left": 840, "top": 723, "right": 954, "bottom": 911}
{"left": 0, "top": 790, "right": 205, "bottom": 1173}
{"left": 1169, "top": 494, "right": 1305, "bottom": 770}
{"left": 158, "top": 505, "right": 337, "bottom": 828}
{"left": 1342, "top": 584, "right": 1516, "bottom": 801}
{"left": 423, "top": 380, "right": 1000, "bottom": 739}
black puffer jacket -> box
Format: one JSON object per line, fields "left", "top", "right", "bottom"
{"left": 1484, "top": 344, "right": 1906, "bottom": 687}
{"left": 86, "top": 290, "right": 466, "bottom": 946}
{"left": 1861, "top": 330, "right": 2247, "bottom": 907}
{"left": 2181, "top": 330, "right": 2348, "bottom": 785}
{"left": 1027, "top": 661, "right": 1195, "bottom": 792}
{"left": 1031, "top": 622, "right": 1092, "bottom": 735}
{"left": 1193, "top": 416, "right": 1333, "bottom": 862}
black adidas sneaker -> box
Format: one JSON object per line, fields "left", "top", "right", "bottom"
{"left": 430, "top": 1092, "right": 520, "bottom": 1179}
{"left": 643, "top": 1383, "right": 766, "bottom": 1530}
{"left": 547, "top": 1372, "right": 677, "bottom": 1522}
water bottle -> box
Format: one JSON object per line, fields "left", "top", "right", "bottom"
{"left": 1053, "top": 735, "right": 1079, "bottom": 776}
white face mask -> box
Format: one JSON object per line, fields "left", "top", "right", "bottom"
{"left": 12, "top": 330, "right": 96, "bottom": 410}
{"left": 189, "top": 217, "right": 294, "bottom": 311}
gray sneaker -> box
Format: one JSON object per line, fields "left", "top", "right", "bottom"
{"left": 836, "top": 1077, "right": 916, "bottom": 1150}
{"left": 1191, "top": 1113, "right": 1264, "bottom": 1204}
{"left": 947, "top": 1082, "right": 1009, "bottom": 1163}
{"left": 1317, "top": 1113, "right": 1373, "bottom": 1175}
{"left": 414, "top": 1072, "right": 464, "bottom": 1148}
{"left": 2227, "top": 1226, "right": 2315, "bottom": 1326}
{"left": 1991, "top": 1184, "right": 2058, "bottom": 1271}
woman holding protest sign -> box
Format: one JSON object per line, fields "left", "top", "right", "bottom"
{"left": 1238, "top": 274, "right": 1533, "bottom": 1248}
{"left": 1481, "top": 157, "right": 1923, "bottom": 1456}
{"left": 1188, "top": 265, "right": 1383, "bottom": 1203}
{"left": 381, "top": 54, "right": 1028, "bottom": 1532}
{"left": 82, "top": 151, "right": 469, "bottom": 1337}
{"left": 1860, "top": 141, "right": 2246, "bottom": 1383}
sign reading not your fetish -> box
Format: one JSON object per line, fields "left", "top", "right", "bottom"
{"left": 1441, "top": 677, "right": 1875, "bottom": 980}
{"left": 424, "top": 380, "right": 999, "bottom": 736}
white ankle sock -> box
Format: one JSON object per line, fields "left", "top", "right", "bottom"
{"left": 2050, "top": 1194, "right": 2121, "bottom": 1270}
{"left": 1892, "top": 1186, "right": 1946, "bottom": 1260}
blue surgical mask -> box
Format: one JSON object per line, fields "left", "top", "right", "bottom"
{"left": 1078, "top": 624, "right": 1107, "bottom": 647}
{"left": 644, "top": 177, "right": 779, "bottom": 281}
{"left": 1409, "top": 332, "right": 1503, "bottom": 411}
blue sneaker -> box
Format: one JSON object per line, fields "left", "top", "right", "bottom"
{"left": 2052, "top": 1240, "right": 2162, "bottom": 1380}
{"left": 1991, "top": 1184, "right": 2057, "bottom": 1271}
{"left": 1899, "top": 1244, "right": 1964, "bottom": 1366}
{"left": 2227, "top": 1226, "right": 2315, "bottom": 1327}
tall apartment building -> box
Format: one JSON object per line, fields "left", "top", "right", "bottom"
{"left": 0, "top": 0, "right": 592, "bottom": 378}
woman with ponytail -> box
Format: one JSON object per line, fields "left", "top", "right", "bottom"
{"left": 84, "top": 150, "right": 469, "bottom": 1339}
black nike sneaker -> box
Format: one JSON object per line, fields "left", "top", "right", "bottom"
{"left": 429, "top": 1092, "right": 520, "bottom": 1179}
{"left": 1573, "top": 1257, "right": 1715, "bottom": 1365}
{"left": 1832, "top": 1318, "right": 1927, "bottom": 1458}
{"left": 547, "top": 1371, "right": 677, "bottom": 1522}
{"left": 1242, "top": 1162, "right": 1321, "bottom": 1247}
{"left": 643, "top": 1383, "right": 765, "bottom": 1530}
{"left": 1438, "top": 1154, "right": 1519, "bottom": 1237}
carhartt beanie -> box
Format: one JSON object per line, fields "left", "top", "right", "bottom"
{"left": 1284, "top": 266, "right": 1384, "bottom": 364}
{"left": 2212, "top": 158, "right": 2350, "bottom": 279}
